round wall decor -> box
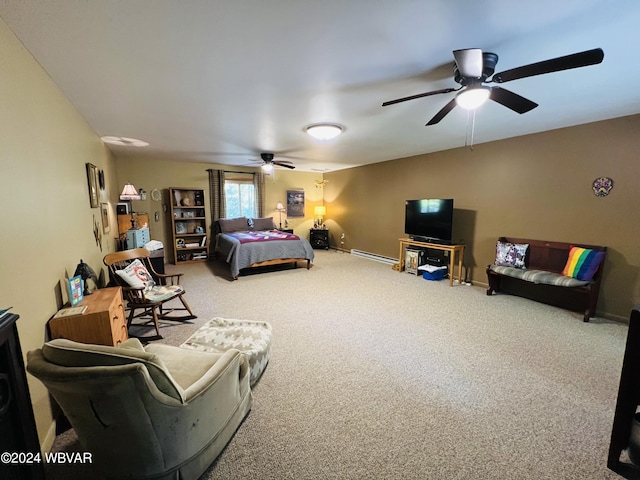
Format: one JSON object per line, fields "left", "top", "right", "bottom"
{"left": 151, "top": 189, "right": 162, "bottom": 201}
{"left": 592, "top": 177, "right": 613, "bottom": 197}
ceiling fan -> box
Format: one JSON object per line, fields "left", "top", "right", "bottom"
{"left": 382, "top": 48, "right": 604, "bottom": 126}
{"left": 252, "top": 152, "right": 295, "bottom": 171}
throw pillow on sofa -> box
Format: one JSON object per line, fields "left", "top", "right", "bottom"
{"left": 562, "top": 246, "right": 605, "bottom": 281}
{"left": 495, "top": 241, "right": 528, "bottom": 269}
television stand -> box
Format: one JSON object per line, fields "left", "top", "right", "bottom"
{"left": 393, "top": 238, "right": 465, "bottom": 287}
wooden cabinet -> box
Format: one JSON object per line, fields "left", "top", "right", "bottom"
{"left": 49, "top": 287, "right": 128, "bottom": 346}
{"left": 169, "top": 187, "right": 209, "bottom": 264}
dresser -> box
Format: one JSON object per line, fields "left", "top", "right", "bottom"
{"left": 49, "top": 287, "right": 128, "bottom": 346}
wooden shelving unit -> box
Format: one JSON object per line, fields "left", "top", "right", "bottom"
{"left": 169, "top": 187, "right": 208, "bottom": 264}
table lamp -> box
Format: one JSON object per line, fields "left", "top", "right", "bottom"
{"left": 119, "top": 182, "right": 142, "bottom": 229}
{"left": 276, "top": 202, "right": 285, "bottom": 229}
{"left": 74, "top": 259, "right": 98, "bottom": 296}
{"left": 314, "top": 205, "right": 327, "bottom": 228}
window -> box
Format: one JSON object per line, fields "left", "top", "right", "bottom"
{"left": 224, "top": 177, "right": 256, "bottom": 218}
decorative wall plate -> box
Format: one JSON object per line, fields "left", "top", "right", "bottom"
{"left": 592, "top": 177, "right": 613, "bottom": 197}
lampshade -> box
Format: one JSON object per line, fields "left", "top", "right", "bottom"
{"left": 314, "top": 205, "right": 327, "bottom": 216}
{"left": 305, "top": 124, "right": 343, "bottom": 140}
{"left": 119, "top": 182, "right": 141, "bottom": 200}
{"left": 276, "top": 202, "right": 285, "bottom": 211}
{"left": 455, "top": 87, "right": 491, "bottom": 110}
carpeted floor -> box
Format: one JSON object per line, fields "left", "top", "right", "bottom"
{"left": 45, "top": 250, "right": 629, "bottom": 479}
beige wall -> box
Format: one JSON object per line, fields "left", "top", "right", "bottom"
{"left": 0, "top": 19, "right": 118, "bottom": 449}
{"left": 324, "top": 115, "right": 640, "bottom": 321}
{"left": 114, "top": 157, "right": 323, "bottom": 259}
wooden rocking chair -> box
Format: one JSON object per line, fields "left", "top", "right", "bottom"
{"left": 103, "top": 248, "right": 196, "bottom": 340}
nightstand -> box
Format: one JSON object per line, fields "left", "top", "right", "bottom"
{"left": 279, "top": 228, "right": 294, "bottom": 234}
{"left": 310, "top": 228, "right": 329, "bottom": 249}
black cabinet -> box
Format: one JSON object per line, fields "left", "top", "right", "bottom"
{"left": 0, "top": 313, "right": 45, "bottom": 480}
{"left": 310, "top": 229, "right": 329, "bottom": 249}
{"left": 608, "top": 306, "right": 640, "bottom": 478}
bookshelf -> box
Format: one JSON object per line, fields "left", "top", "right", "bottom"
{"left": 169, "top": 188, "right": 209, "bottom": 264}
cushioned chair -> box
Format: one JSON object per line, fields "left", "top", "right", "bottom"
{"left": 103, "top": 248, "right": 196, "bottom": 340}
{"left": 27, "top": 338, "right": 252, "bottom": 480}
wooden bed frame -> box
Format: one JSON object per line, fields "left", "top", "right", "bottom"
{"left": 234, "top": 257, "right": 312, "bottom": 279}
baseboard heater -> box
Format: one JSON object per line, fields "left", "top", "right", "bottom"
{"left": 350, "top": 249, "right": 398, "bottom": 265}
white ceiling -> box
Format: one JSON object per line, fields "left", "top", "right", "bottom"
{"left": 1, "top": 1, "right": 639, "bottom": 172}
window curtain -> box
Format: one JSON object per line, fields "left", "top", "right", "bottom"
{"left": 207, "top": 169, "right": 226, "bottom": 221}
{"left": 208, "top": 168, "right": 265, "bottom": 220}
{"left": 254, "top": 171, "right": 265, "bottom": 218}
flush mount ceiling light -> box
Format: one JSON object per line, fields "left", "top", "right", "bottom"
{"left": 455, "top": 86, "right": 491, "bottom": 110}
{"left": 101, "top": 136, "right": 150, "bottom": 147}
{"left": 305, "top": 124, "right": 344, "bottom": 140}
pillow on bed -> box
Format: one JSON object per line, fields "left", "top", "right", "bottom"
{"left": 218, "top": 217, "right": 248, "bottom": 233}
{"left": 495, "top": 241, "right": 528, "bottom": 269}
{"left": 251, "top": 217, "right": 275, "bottom": 231}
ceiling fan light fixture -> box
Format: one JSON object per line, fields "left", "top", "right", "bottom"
{"left": 305, "top": 123, "right": 343, "bottom": 140}
{"left": 455, "top": 87, "right": 491, "bottom": 110}
{"left": 261, "top": 163, "right": 274, "bottom": 174}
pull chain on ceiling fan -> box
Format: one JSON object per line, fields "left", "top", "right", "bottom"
{"left": 382, "top": 48, "right": 604, "bottom": 126}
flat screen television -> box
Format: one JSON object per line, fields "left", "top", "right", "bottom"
{"left": 404, "top": 198, "right": 454, "bottom": 244}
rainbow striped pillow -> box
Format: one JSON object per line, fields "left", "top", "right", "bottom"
{"left": 562, "top": 247, "right": 605, "bottom": 281}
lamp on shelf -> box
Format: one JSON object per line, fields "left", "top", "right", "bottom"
{"left": 73, "top": 259, "right": 98, "bottom": 296}
{"left": 119, "top": 182, "right": 142, "bottom": 229}
{"left": 276, "top": 202, "right": 285, "bottom": 229}
{"left": 314, "top": 205, "right": 327, "bottom": 228}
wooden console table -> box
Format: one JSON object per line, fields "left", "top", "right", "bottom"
{"left": 394, "top": 238, "right": 465, "bottom": 287}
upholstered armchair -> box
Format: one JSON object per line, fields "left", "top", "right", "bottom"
{"left": 27, "top": 338, "right": 252, "bottom": 480}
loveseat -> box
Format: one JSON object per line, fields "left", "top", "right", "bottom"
{"left": 27, "top": 338, "right": 252, "bottom": 479}
{"left": 486, "top": 237, "right": 606, "bottom": 322}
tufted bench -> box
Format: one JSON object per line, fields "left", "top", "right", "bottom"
{"left": 486, "top": 237, "right": 606, "bottom": 322}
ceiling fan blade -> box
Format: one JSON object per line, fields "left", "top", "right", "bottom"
{"left": 273, "top": 161, "right": 295, "bottom": 169}
{"left": 491, "top": 48, "right": 604, "bottom": 83}
{"left": 453, "top": 49, "right": 483, "bottom": 78}
{"left": 382, "top": 88, "right": 457, "bottom": 107}
{"left": 489, "top": 87, "right": 538, "bottom": 114}
{"left": 426, "top": 98, "right": 458, "bottom": 126}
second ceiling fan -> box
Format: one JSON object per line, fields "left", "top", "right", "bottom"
{"left": 382, "top": 47, "right": 604, "bottom": 126}
{"left": 255, "top": 152, "right": 295, "bottom": 170}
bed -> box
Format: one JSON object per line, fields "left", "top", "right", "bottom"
{"left": 215, "top": 216, "right": 315, "bottom": 279}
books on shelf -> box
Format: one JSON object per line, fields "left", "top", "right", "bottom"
{"left": 53, "top": 305, "right": 87, "bottom": 319}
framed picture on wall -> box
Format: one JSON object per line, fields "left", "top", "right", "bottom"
{"left": 101, "top": 203, "right": 110, "bottom": 234}
{"left": 86, "top": 163, "right": 99, "bottom": 208}
{"left": 286, "top": 189, "right": 305, "bottom": 217}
